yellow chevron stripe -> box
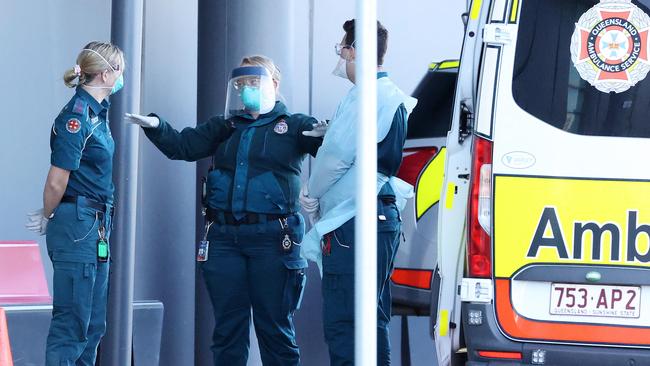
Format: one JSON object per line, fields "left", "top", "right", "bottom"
{"left": 439, "top": 60, "right": 460, "bottom": 69}
{"left": 439, "top": 309, "right": 450, "bottom": 336}
{"left": 510, "top": 0, "right": 519, "bottom": 22}
{"left": 416, "top": 148, "right": 447, "bottom": 219}
{"left": 445, "top": 182, "right": 456, "bottom": 210}
{"left": 470, "top": 0, "right": 483, "bottom": 20}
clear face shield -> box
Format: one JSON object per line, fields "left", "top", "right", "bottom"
{"left": 225, "top": 66, "right": 276, "bottom": 119}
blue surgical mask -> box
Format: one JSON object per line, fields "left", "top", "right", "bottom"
{"left": 111, "top": 74, "right": 124, "bottom": 95}
{"left": 241, "top": 86, "right": 261, "bottom": 111}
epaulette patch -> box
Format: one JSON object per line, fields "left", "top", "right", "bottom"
{"left": 72, "top": 98, "right": 86, "bottom": 115}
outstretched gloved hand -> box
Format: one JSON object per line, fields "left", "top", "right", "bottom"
{"left": 25, "top": 208, "right": 49, "bottom": 236}
{"left": 124, "top": 113, "right": 160, "bottom": 128}
{"left": 302, "top": 120, "right": 329, "bottom": 138}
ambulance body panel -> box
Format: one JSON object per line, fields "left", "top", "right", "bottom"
{"left": 429, "top": 0, "right": 650, "bottom": 364}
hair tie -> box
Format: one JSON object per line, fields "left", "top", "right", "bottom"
{"left": 73, "top": 64, "right": 81, "bottom": 76}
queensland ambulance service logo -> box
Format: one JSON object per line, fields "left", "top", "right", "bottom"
{"left": 273, "top": 119, "right": 288, "bottom": 134}
{"left": 570, "top": 0, "right": 650, "bottom": 93}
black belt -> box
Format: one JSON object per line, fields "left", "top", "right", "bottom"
{"left": 206, "top": 208, "right": 289, "bottom": 225}
{"left": 61, "top": 195, "right": 113, "bottom": 216}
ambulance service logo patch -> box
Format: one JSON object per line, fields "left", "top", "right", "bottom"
{"left": 66, "top": 118, "right": 81, "bottom": 134}
{"left": 571, "top": 0, "right": 650, "bottom": 93}
{"left": 274, "top": 119, "right": 288, "bottom": 134}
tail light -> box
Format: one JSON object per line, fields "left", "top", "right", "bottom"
{"left": 391, "top": 268, "right": 433, "bottom": 290}
{"left": 468, "top": 136, "right": 493, "bottom": 278}
{"left": 478, "top": 351, "right": 522, "bottom": 360}
{"left": 396, "top": 147, "right": 439, "bottom": 186}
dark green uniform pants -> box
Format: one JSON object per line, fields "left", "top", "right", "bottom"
{"left": 45, "top": 199, "right": 111, "bottom": 366}
{"left": 200, "top": 213, "right": 307, "bottom": 366}
{"left": 322, "top": 186, "right": 401, "bottom": 366}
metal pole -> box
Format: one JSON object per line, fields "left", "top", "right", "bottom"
{"left": 355, "top": 0, "right": 378, "bottom": 365}
{"left": 100, "top": 0, "right": 144, "bottom": 364}
{"left": 196, "top": 0, "right": 228, "bottom": 364}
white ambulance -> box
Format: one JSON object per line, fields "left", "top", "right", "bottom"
{"left": 394, "top": 0, "right": 650, "bottom": 364}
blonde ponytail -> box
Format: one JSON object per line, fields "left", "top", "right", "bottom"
{"left": 63, "top": 68, "right": 80, "bottom": 88}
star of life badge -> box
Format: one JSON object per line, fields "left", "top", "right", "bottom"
{"left": 66, "top": 118, "right": 81, "bottom": 133}
{"left": 570, "top": 0, "right": 650, "bottom": 93}
{"left": 274, "top": 119, "right": 289, "bottom": 134}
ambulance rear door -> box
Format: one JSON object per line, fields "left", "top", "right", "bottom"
{"left": 391, "top": 61, "right": 458, "bottom": 315}
{"left": 432, "top": 0, "right": 492, "bottom": 363}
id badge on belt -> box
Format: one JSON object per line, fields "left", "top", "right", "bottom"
{"left": 197, "top": 221, "right": 213, "bottom": 262}
{"left": 97, "top": 212, "right": 109, "bottom": 262}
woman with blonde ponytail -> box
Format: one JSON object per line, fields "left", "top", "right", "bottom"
{"left": 25, "top": 41, "right": 124, "bottom": 366}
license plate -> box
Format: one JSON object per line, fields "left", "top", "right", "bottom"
{"left": 550, "top": 283, "right": 641, "bottom": 318}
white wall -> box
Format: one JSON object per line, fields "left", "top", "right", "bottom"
{"left": 0, "top": 0, "right": 112, "bottom": 293}
{"left": 309, "top": 0, "right": 466, "bottom": 121}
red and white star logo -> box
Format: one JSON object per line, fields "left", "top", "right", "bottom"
{"left": 66, "top": 118, "right": 81, "bottom": 134}
{"left": 571, "top": 0, "right": 650, "bottom": 93}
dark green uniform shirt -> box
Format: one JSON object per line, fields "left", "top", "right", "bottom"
{"left": 143, "top": 101, "right": 322, "bottom": 218}
{"left": 377, "top": 71, "right": 408, "bottom": 177}
{"left": 50, "top": 87, "right": 114, "bottom": 204}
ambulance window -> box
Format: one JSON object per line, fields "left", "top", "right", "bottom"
{"left": 407, "top": 70, "right": 457, "bottom": 138}
{"left": 512, "top": 0, "right": 650, "bottom": 138}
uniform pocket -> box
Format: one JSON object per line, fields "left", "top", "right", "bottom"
{"left": 288, "top": 213, "right": 305, "bottom": 244}
{"left": 377, "top": 200, "right": 401, "bottom": 233}
{"left": 207, "top": 169, "right": 232, "bottom": 209}
{"left": 52, "top": 262, "right": 77, "bottom": 306}
{"left": 73, "top": 212, "right": 99, "bottom": 243}
{"left": 72, "top": 200, "right": 101, "bottom": 243}
{"left": 282, "top": 257, "right": 307, "bottom": 313}
{"left": 321, "top": 273, "right": 354, "bottom": 336}
{"left": 322, "top": 220, "right": 355, "bottom": 275}
{"left": 247, "top": 172, "right": 288, "bottom": 212}
{"left": 52, "top": 262, "right": 94, "bottom": 306}
{"left": 378, "top": 219, "right": 400, "bottom": 233}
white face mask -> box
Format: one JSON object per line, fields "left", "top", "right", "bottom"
{"left": 332, "top": 58, "right": 349, "bottom": 79}
{"left": 82, "top": 48, "right": 124, "bottom": 94}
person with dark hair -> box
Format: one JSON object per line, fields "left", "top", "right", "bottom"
{"left": 300, "top": 19, "right": 418, "bottom": 365}
{"left": 331, "top": 19, "right": 389, "bottom": 79}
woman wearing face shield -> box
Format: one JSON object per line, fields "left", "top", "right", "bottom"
{"left": 25, "top": 41, "right": 124, "bottom": 365}
{"left": 125, "top": 55, "right": 322, "bottom": 366}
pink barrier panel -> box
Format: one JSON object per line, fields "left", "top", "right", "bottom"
{"left": 0, "top": 241, "right": 51, "bottom": 304}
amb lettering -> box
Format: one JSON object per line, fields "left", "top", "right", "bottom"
{"left": 526, "top": 207, "right": 650, "bottom": 263}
